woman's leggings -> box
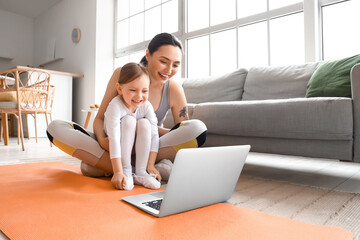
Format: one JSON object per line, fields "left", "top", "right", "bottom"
{"left": 46, "top": 119, "right": 207, "bottom": 167}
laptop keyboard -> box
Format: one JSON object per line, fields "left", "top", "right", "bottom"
{"left": 142, "top": 199, "right": 163, "bottom": 211}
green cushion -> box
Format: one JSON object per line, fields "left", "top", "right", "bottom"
{"left": 305, "top": 54, "right": 360, "bottom": 98}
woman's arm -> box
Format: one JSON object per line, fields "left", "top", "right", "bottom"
{"left": 169, "top": 80, "right": 189, "bottom": 124}
{"left": 93, "top": 67, "right": 121, "bottom": 151}
{"left": 156, "top": 80, "right": 188, "bottom": 135}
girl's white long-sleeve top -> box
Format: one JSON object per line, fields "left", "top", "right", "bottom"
{"left": 104, "top": 96, "right": 159, "bottom": 159}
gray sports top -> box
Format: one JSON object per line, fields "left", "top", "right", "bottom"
{"left": 155, "top": 80, "right": 170, "bottom": 126}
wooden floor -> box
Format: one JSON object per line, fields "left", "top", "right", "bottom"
{"left": 2, "top": 137, "right": 360, "bottom": 193}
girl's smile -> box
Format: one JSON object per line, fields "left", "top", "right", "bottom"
{"left": 116, "top": 74, "right": 150, "bottom": 113}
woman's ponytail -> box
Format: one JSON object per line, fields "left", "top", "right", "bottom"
{"left": 140, "top": 56, "right": 148, "bottom": 66}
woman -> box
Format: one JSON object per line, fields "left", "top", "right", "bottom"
{"left": 47, "top": 33, "right": 207, "bottom": 178}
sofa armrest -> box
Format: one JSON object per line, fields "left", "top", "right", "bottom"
{"left": 351, "top": 63, "right": 360, "bottom": 162}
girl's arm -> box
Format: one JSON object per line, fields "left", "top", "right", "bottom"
{"left": 145, "top": 102, "right": 161, "bottom": 181}
{"left": 147, "top": 152, "right": 161, "bottom": 182}
{"left": 105, "top": 98, "right": 127, "bottom": 190}
{"left": 111, "top": 157, "right": 127, "bottom": 190}
{"left": 93, "top": 67, "right": 121, "bottom": 151}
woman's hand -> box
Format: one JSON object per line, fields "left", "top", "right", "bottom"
{"left": 158, "top": 126, "right": 170, "bottom": 137}
{"left": 111, "top": 172, "right": 127, "bottom": 190}
{"left": 147, "top": 165, "right": 161, "bottom": 182}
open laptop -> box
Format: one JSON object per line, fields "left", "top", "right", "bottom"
{"left": 122, "top": 145, "right": 250, "bottom": 217}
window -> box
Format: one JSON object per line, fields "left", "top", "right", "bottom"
{"left": 237, "top": 0, "right": 267, "bottom": 18}
{"left": 115, "top": 0, "right": 359, "bottom": 78}
{"left": 238, "top": 21, "right": 268, "bottom": 68}
{"left": 269, "top": 0, "right": 302, "bottom": 10}
{"left": 115, "top": 0, "right": 178, "bottom": 62}
{"left": 321, "top": 0, "right": 360, "bottom": 60}
{"left": 187, "top": 0, "right": 209, "bottom": 32}
{"left": 185, "top": 0, "right": 304, "bottom": 76}
{"left": 187, "top": 35, "right": 209, "bottom": 78}
{"left": 211, "top": 29, "right": 237, "bottom": 76}
{"left": 114, "top": 50, "right": 145, "bottom": 69}
{"left": 210, "top": 0, "right": 236, "bottom": 26}
{"left": 270, "top": 13, "right": 304, "bottom": 66}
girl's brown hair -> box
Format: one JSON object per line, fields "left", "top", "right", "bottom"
{"left": 119, "top": 62, "right": 150, "bottom": 84}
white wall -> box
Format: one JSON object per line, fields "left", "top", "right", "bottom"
{"left": 95, "top": 0, "right": 114, "bottom": 107}
{"left": 0, "top": 9, "right": 34, "bottom": 70}
{"left": 34, "top": 0, "right": 96, "bottom": 125}
{"left": 1, "top": 0, "right": 114, "bottom": 127}
{"left": 33, "top": 0, "right": 114, "bottom": 126}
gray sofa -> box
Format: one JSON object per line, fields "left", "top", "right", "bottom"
{"left": 163, "top": 62, "right": 360, "bottom": 162}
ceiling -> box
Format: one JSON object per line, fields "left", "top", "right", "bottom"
{"left": 0, "top": 0, "right": 62, "bottom": 18}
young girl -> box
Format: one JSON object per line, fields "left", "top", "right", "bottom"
{"left": 104, "top": 62, "right": 161, "bottom": 190}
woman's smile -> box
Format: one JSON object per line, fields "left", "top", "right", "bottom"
{"left": 159, "top": 73, "right": 170, "bottom": 80}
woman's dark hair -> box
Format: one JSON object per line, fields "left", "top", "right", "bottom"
{"left": 140, "top": 33, "right": 183, "bottom": 66}
{"left": 119, "top": 62, "right": 149, "bottom": 84}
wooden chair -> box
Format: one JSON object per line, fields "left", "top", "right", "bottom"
{"left": 0, "top": 67, "right": 51, "bottom": 150}
{"left": 0, "top": 115, "right": 19, "bottom": 144}
{"left": 24, "top": 85, "right": 55, "bottom": 144}
{"left": 0, "top": 115, "right": 2, "bottom": 142}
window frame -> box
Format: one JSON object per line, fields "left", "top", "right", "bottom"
{"left": 114, "top": 0, "right": 353, "bottom": 77}
{"left": 114, "top": 0, "right": 182, "bottom": 59}
{"left": 183, "top": 1, "right": 303, "bottom": 76}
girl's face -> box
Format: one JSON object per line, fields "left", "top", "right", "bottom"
{"left": 116, "top": 73, "right": 150, "bottom": 113}
{"left": 146, "top": 45, "right": 182, "bottom": 84}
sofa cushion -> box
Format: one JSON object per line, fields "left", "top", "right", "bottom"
{"left": 242, "top": 62, "right": 320, "bottom": 100}
{"left": 192, "top": 97, "right": 353, "bottom": 140}
{"left": 180, "top": 68, "right": 248, "bottom": 103}
{"left": 305, "top": 54, "right": 360, "bottom": 98}
{"left": 0, "top": 101, "right": 17, "bottom": 108}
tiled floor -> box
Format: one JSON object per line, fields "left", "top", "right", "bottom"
{"left": 2, "top": 137, "right": 360, "bottom": 193}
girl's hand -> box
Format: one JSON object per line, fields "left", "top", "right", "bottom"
{"left": 111, "top": 172, "right": 127, "bottom": 190}
{"left": 147, "top": 165, "right": 162, "bottom": 182}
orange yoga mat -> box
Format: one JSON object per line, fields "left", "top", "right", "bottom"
{"left": 0, "top": 162, "right": 353, "bottom": 240}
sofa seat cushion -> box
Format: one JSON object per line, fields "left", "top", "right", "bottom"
{"left": 242, "top": 62, "right": 320, "bottom": 100}
{"left": 0, "top": 101, "right": 17, "bottom": 108}
{"left": 192, "top": 97, "right": 353, "bottom": 140}
{"left": 179, "top": 68, "right": 248, "bottom": 104}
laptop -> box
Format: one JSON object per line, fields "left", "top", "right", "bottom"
{"left": 122, "top": 145, "right": 250, "bottom": 217}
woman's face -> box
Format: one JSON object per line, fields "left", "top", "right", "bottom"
{"left": 146, "top": 45, "right": 182, "bottom": 84}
